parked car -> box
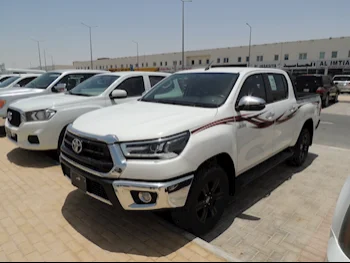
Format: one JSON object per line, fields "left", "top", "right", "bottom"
{"left": 0, "top": 74, "right": 41, "bottom": 90}
{"left": 295, "top": 74, "right": 339, "bottom": 107}
{"left": 333, "top": 75, "right": 350, "bottom": 94}
{"left": 327, "top": 176, "right": 350, "bottom": 262}
{"left": 60, "top": 67, "right": 321, "bottom": 235}
{"left": 0, "top": 70, "right": 105, "bottom": 127}
{"left": 5, "top": 71, "right": 170, "bottom": 153}
{"left": 0, "top": 74, "right": 18, "bottom": 83}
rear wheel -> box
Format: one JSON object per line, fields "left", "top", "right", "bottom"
{"left": 287, "top": 128, "right": 311, "bottom": 167}
{"left": 171, "top": 166, "right": 229, "bottom": 236}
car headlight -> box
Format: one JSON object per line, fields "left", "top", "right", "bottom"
{"left": 25, "top": 109, "right": 56, "bottom": 122}
{"left": 0, "top": 100, "right": 6, "bottom": 109}
{"left": 121, "top": 131, "right": 190, "bottom": 159}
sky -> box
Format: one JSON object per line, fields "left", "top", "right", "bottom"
{"left": 1, "top": 0, "right": 349, "bottom": 68}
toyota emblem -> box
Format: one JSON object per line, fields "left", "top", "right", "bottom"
{"left": 7, "top": 111, "right": 12, "bottom": 122}
{"left": 72, "top": 138, "right": 83, "bottom": 154}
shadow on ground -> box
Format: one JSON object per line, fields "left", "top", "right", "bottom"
{"left": 7, "top": 148, "right": 59, "bottom": 168}
{"left": 62, "top": 190, "right": 192, "bottom": 257}
{"left": 201, "top": 153, "right": 319, "bottom": 242}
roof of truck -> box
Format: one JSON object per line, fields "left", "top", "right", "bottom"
{"left": 175, "top": 67, "right": 288, "bottom": 75}
{"left": 48, "top": 69, "right": 106, "bottom": 74}
{"left": 98, "top": 71, "right": 171, "bottom": 77}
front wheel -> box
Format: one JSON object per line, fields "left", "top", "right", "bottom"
{"left": 287, "top": 128, "right": 311, "bottom": 167}
{"left": 171, "top": 166, "right": 229, "bottom": 236}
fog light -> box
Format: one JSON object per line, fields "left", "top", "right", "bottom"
{"left": 138, "top": 192, "right": 152, "bottom": 204}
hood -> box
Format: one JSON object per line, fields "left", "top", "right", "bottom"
{"left": 73, "top": 101, "right": 218, "bottom": 141}
{"left": 10, "top": 93, "right": 93, "bottom": 112}
{"left": 0, "top": 88, "right": 44, "bottom": 98}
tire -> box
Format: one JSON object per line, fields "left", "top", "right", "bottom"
{"left": 56, "top": 126, "right": 67, "bottom": 158}
{"left": 287, "top": 128, "right": 311, "bottom": 167}
{"left": 322, "top": 94, "right": 330, "bottom": 108}
{"left": 171, "top": 166, "right": 229, "bottom": 236}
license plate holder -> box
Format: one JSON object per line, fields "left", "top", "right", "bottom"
{"left": 71, "top": 172, "right": 87, "bottom": 192}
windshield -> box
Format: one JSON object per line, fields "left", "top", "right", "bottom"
{"left": 69, "top": 75, "right": 120, "bottom": 96}
{"left": 141, "top": 73, "right": 239, "bottom": 108}
{"left": 0, "top": 77, "right": 20, "bottom": 88}
{"left": 334, "top": 76, "right": 350, "bottom": 81}
{"left": 25, "top": 72, "right": 61, "bottom": 89}
{"left": 296, "top": 76, "right": 322, "bottom": 87}
{"left": 0, "top": 76, "right": 12, "bottom": 83}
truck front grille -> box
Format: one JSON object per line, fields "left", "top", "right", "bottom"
{"left": 7, "top": 109, "right": 21, "bottom": 127}
{"left": 61, "top": 131, "right": 114, "bottom": 174}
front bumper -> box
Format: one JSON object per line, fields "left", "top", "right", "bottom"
{"left": 60, "top": 155, "right": 194, "bottom": 211}
{"left": 5, "top": 119, "right": 60, "bottom": 150}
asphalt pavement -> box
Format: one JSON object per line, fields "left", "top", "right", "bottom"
{"left": 314, "top": 99, "right": 350, "bottom": 150}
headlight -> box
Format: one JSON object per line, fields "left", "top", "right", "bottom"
{"left": 25, "top": 109, "right": 56, "bottom": 122}
{"left": 121, "top": 131, "right": 190, "bottom": 159}
{"left": 0, "top": 100, "right": 6, "bottom": 109}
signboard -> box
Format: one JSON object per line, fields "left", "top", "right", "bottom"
{"left": 254, "top": 59, "right": 350, "bottom": 69}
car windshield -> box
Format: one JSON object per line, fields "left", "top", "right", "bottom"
{"left": 0, "top": 76, "right": 12, "bottom": 83}
{"left": 296, "top": 76, "right": 322, "bottom": 87}
{"left": 141, "top": 73, "right": 239, "bottom": 108}
{"left": 25, "top": 72, "right": 61, "bottom": 89}
{"left": 334, "top": 76, "right": 350, "bottom": 81}
{"left": 69, "top": 75, "right": 120, "bottom": 96}
{"left": 0, "top": 77, "right": 20, "bottom": 88}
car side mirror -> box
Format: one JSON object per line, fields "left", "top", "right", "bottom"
{"left": 52, "top": 83, "right": 67, "bottom": 93}
{"left": 110, "top": 89, "right": 127, "bottom": 99}
{"left": 235, "top": 96, "right": 266, "bottom": 111}
{"left": 13, "top": 84, "right": 21, "bottom": 88}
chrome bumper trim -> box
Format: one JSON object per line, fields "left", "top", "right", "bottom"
{"left": 113, "top": 175, "right": 194, "bottom": 211}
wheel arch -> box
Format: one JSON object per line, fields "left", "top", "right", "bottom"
{"left": 302, "top": 118, "right": 314, "bottom": 146}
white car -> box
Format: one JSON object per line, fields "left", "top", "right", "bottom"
{"left": 0, "top": 70, "right": 104, "bottom": 127}
{"left": 327, "top": 176, "right": 350, "bottom": 262}
{"left": 5, "top": 71, "right": 170, "bottom": 152}
{"left": 0, "top": 74, "right": 40, "bottom": 90}
{"left": 60, "top": 67, "right": 321, "bottom": 235}
{"left": 0, "top": 74, "right": 18, "bottom": 83}
{"left": 333, "top": 75, "right": 350, "bottom": 93}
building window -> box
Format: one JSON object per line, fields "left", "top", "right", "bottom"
{"left": 238, "top": 57, "right": 242, "bottom": 63}
{"left": 246, "top": 57, "right": 249, "bottom": 62}
{"left": 153, "top": 62, "right": 156, "bottom": 66}
{"left": 126, "top": 64, "right": 129, "bottom": 68}
{"left": 348, "top": 50, "right": 350, "bottom": 58}
{"left": 87, "top": 67, "right": 90, "bottom": 69}
{"left": 299, "top": 53, "right": 307, "bottom": 60}
{"left": 192, "top": 60, "right": 195, "bottom": 65}
{"left": 274, "top": 55, "right": 279, "bottom": 61}
{"left": 136, "top": 64, "right": 139, "bottom": 68}
{"left": 257, "top": 56, "right": 263, "bottom": 62}
{"left": 146, "top": 62, "right": 149, "bottom": 67}
{"left": 217, "top": 58, "right": 221, "bottom": 63}
{"left": 160, "top": 62, "right": 163, "bottom": 66}
{"left": 319, "top": 52, "right": 325, "bottom": 59}
{"left": 179, "top": 61, "right": 182, "bottom": 65}
{"left": 110, "top": 65, "right": 113, "bottom": 69}
{"left": 141, "top": 63, "right": 144, "bottom": 67}
{"left": 332, "top": 51, "right": 338, "bottom": 59}
{"left": 121, "top": 64, "right": 124, "bottom": 68}
{"left": 284, "top": 54, "right": 289, "bottom": 60}
{"left": 223, "top": 58, "right": 229, "bottom": 63}
{"left": 206, "top": 59, "right": 210, "bottom": 64}
{"left": 99, "top": 66, "right": 102, "bottom": 69}
{"left": 165, "top": 61, "right": 168, "bottom": 66}
{"left": 199, "top": 60, "right": 202, "bottom": 65}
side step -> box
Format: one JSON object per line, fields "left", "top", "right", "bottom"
{"left": 235, "top": 149, "right": 294, "bottom": 190}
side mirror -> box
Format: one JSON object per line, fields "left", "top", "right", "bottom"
{"left": 13, "top": 84, "right": 21, "bottom": 88}
{"left": 53, "top": 83, "right": 67, "bottom": 93}
{"left": 235, "top": 96, "right": 266, "bottom": 111}
{"left": 110, "top": 89, "right": 127, "bottom": 99}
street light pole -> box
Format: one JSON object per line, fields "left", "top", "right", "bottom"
{"left": 44, "top": 49, "right": 47, "bottom": 71}
{"left": 51, "top": 55, "right": 54, "bottom": 70}
{"left": 82, "top": 23, "right": 97, "bottom": 69}
{"left": 132, "top": 41, "right": 139, "bottom": 68}
{"left": 246, "top": 23, "right": 252, "bottom": 67}
{"left": 182, "top": 0, "right": 192, "bottom": 70}
{"left": 31, "top": 38, "right": 43, "bottom": 70}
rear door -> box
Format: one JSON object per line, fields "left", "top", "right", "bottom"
{"left": 17, "top": 76, "right": 38, "bottom": 87}
{"left": 265, "top": 73, "right": 298, "bottom": 153}
{"left": 235, "top": 73, "right": 275, "bottom": 173}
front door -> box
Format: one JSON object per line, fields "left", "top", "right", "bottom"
{"left": 235, "top": 74, "right": 275, "bottom": 174}
{"left": 110, "top": 76, "right": 146, "bottom": 105}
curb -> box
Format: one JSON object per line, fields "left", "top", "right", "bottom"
{"left": 154, "top": 215, "right": 241, "bottom": 262}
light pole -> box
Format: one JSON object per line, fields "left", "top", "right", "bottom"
{"left": 51, "top": 55, "right": 55, "bottom": 70}
{"left": 81, "top": 22, "right": 97, "bottom": 69}
{"left": 182, "top": 0, "right": 192, "bottom": 70}
{"left": 246, "top": 23, "right": 252, "bottom": 67}
{"left": 44, "top": 49, "right": 47, "bottom": 71}
{"left": 31, "top": 38, "right": 43, "bottom": 70}
{"left": 132, "top": 40, "right": 139, "bottom": 68}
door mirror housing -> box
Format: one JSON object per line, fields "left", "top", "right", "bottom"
{"left": 13, "top": 84, "right": 21, "bottom": 88}
{"left": 236, "top": 96, "right": 266, "bottom": 111}
{"left": 52, "top": 83, "right": 67, "bottom": 93}
{"left": 110, "top": 89, "right": 127, "bottom": 99}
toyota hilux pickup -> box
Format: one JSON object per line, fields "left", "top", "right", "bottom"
{"left": 5, "top": 72, "right": 170, "bottom": 153}
{"left": 60, "top": 67, "right": 321, "bottom": 235}
{"left": 0, "top": 70, "right": 105, "bottom": 127}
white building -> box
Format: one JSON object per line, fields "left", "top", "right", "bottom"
{"left": 73, "top": 36, "right": 350, "bottom": 76}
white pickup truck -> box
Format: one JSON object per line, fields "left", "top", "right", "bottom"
{"left": 0, "top": 70, "right": 104, "bottom": 127}
{"left": 5, "top": 71, "right": 170, "bottom": 153}
{"left": 60, "top": 67, "right": 321, "bottom": 235}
